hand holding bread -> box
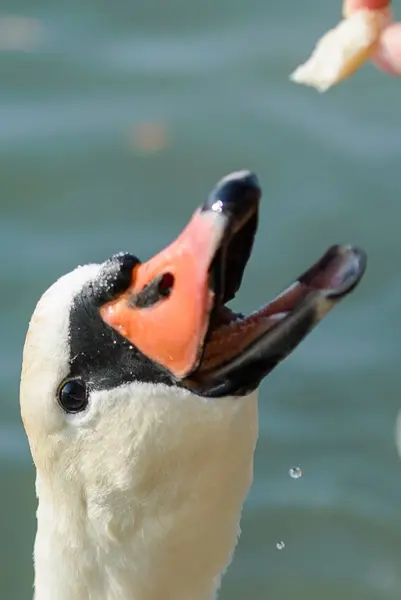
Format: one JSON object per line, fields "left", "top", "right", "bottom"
{"left": 291, "top": 0, "right": 401, "bottom": 92}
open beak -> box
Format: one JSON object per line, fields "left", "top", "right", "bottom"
{"left": 100, "top": 171, "right": 367, "bottom": 397}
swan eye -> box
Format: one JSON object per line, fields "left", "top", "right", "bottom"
{"left": 57, "top": 378, "right": 88, "bottom": 413}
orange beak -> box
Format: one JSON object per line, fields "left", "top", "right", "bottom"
{"left": 100, "top": 208, "right": 228, "bottom": 379}
{"left": 99, "top": 171, "right": 366, "bottom": 398}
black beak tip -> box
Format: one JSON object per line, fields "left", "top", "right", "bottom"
{"left": 202, "top": 170, "right": 261, "bottom": 222}
{"left": 326, "top": 245, "right": 368, "bottom": 299}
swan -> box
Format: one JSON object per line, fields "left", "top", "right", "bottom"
{"left": 20, "top": 171, "right": 366, "bottom": 600}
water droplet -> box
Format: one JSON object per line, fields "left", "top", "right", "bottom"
{"left": 276, "top": 541, "right": 285, "bottom": 550}
{"left": 289, "top": 466, "right": 302, "bottom": 479}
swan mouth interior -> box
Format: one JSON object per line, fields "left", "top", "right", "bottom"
{"left": 184, "top": 175, "right": 367, "bottom": 397}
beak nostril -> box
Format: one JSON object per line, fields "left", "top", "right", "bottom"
{"left": 129, "top": 273, "right": 174, "bottom": 309}
{"left": 158, "top": 272, "right": 174, "bottom": 297}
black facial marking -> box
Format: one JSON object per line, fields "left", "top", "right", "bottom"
{"left": 67, "top": 254, "right": 174, "bottom": 392}
{"left": 89, "top": 253, "right": 140, "bottom": 305}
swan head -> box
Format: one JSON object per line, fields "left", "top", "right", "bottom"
{"left": 20, "top": 171, "right": 367, "bottom": 599}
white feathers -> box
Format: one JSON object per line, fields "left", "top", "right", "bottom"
{"left": 20, "top": 263, "right": 101, "bottom": 460}
{"left": 21, "top": 264, "right": 259, "bottom": 600}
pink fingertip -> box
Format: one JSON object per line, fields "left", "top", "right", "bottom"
{"left": 372, "top": 23, "right": 401, "bottom": 76}
{"left": 344, "top": 0, "right": 390, "bottom": 12}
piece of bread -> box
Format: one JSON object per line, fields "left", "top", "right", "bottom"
{"left": 290, "top": 9, "right": 389, "bottom": 92}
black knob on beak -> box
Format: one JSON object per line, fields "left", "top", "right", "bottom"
{"left": 202, "top": 170, "right": 261, "bottom": 226}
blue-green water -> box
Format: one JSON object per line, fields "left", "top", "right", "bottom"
{"left": 1, "top": 1, "right": 401, "bottom": 598}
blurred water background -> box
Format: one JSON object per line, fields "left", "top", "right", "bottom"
{"left": 1, "top": 0, "right": 401, "bottom": 598}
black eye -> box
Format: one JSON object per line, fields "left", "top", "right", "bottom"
{"left": 57, "top": 378, "right": 88, "bottom": 413}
